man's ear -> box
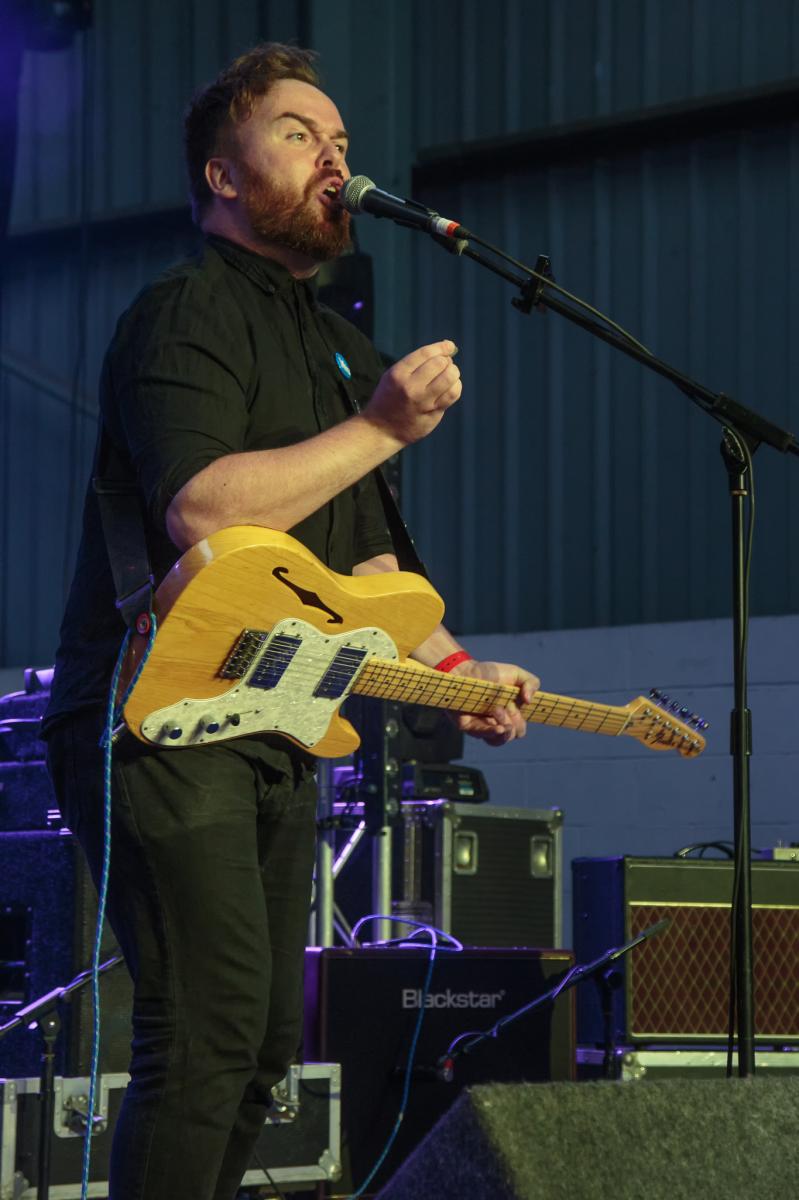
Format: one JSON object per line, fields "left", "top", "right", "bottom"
{"left": 205, "top": 157, "right": 238, "bottom": 200}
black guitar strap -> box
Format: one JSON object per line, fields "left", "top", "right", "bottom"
{"left": 367, "top": 458, "right": 430, "bottom": 580}
{"left": 312, "top": 310, "right": 432, "bottom": 581}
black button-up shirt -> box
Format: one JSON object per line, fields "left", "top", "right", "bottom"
{"left": 45, "top": 235, "right": 394, "bottom": 741}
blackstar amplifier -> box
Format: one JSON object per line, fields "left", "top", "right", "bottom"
{"left": 304, "top": 945, "right": 574, "bottom": 1198}
{"left": 573, "top": 856, "right": 799, "bottom": 1044}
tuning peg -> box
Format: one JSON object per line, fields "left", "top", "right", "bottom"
{"left": 649, "top": 688, "right": 662, "bottom": 701}
{"left": 679, "top": 706, "right": 690, "bottom": 717}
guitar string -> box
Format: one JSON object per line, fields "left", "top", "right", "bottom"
{"left": 164, "top": 624, "right": 701, "bottom": 744}
{"left": 352, "top": 662, "right": 631, "bottom": 732}
{"left": 216, "top": 656, "right": 696, "bottom": 743}
{"left": 358, "top": 662, "right": 699, "bottom": 740}
{"left": 257, "top": 660, "right": 620, "bottom": 727}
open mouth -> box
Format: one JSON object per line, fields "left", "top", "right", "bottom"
{"left": 319, "top": 181, "right": 343, "bottom": 208}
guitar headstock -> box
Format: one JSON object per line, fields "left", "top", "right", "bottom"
{"left": 622, "top": 689, "right": 708, "bottom": 757}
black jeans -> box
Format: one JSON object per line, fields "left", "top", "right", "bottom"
{"left": 46, "top": 710, "right": 318, "bottom": 1200}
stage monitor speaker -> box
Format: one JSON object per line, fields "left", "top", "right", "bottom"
{"left": 0, "top": 831, "right": 132, "bottom": 1078}
{"left": 375, "top": 1078, "right": 799, "bottom": 1200}
{"left": 572, "top": 855, "right": 799, "bottom": 1044}
{"left": 304, "top": 946, "right": 574, "bottom": 1198}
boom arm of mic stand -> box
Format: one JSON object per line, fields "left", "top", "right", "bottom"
{"left": 428, "top": 227, "right": 799, "bottom": 457}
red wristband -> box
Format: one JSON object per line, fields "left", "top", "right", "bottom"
{"left": 434, "top": 650, "right": 473, "bottom": 673}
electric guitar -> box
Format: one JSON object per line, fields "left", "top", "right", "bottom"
{"left": 119, "top": 527, "right": 707, "bottom": 759}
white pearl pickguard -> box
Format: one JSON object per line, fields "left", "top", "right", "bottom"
{"left": 139, "top": 618, "right": 397, "bottom": 749}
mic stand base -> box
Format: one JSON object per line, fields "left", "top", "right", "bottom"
{"left": 36, "top": 1008, "right": 61, "bottom": 1200}
{"left": 597, "top": 967, "right": 624, "bottom": 1081}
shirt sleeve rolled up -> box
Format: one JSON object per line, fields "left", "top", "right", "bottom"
{"left": 105, "top": 274, "right": 253, "bottom": 531}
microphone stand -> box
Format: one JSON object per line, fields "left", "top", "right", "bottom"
{"left": 0, "top": 954, "right": 124, "bottom": 1200}
{"left": 439, "top": 919, "right": 670, "bottom": 1082}
{"left": 428, "top": 225, "right": 799, "bottom": 1078}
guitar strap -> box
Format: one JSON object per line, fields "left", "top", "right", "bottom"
{"left": 92, "top": 427, "right": 154, "bottom": 632}
{"left": 313, "top": 309, "right": 431, "bottom": 581}
{"left": 365, "top": 453, "right": 431, "bottom": 580}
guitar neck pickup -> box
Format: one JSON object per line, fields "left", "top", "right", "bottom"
{"left": 313, "top": 645, "right": 368, "bottom": 700}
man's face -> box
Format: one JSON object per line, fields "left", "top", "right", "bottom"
{"left": 226, "top": 77, "right": 351, "bottom": 262}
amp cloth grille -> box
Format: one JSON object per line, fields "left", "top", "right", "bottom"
{"left": 628, "top": 902, "right": 799, "bottom": 1039}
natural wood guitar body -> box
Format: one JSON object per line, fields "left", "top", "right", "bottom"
{"left": 120, "top": 527, "right": 706, "bottom": 760}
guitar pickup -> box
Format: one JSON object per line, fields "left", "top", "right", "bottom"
{"left": 249, "top": 634, "right": 303, "bottom": 691}
{"left": 313, "top": 646, "right": 368, "bottom": 700}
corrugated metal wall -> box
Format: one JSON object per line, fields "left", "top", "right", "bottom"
{"left": 404, "top": 120, "right": 799, "bottom": 633}
{"left": 2, "top": 0, "right": 798, "bottom": 665}
{"left": 400, "top": 0, "right": 799, "bottom": 633}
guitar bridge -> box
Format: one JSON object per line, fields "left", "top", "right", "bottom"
{"left": 220, "top": 628, "right": 269, "bottom": 678}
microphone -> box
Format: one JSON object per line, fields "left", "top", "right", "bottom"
{"left": 341, "top": 176, "right": 470, "bottom": 240}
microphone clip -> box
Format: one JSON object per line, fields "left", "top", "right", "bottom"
{"left": 430, "top": 230, "right": 469, "bottom": 257}
{"left": 512, "top": 254, "right": 553, "bottom": 314}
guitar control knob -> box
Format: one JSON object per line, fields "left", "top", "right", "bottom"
{"left": 166, "top": 727, "right": 183, "bottom": 740}
{"left": 227, "top": 714, "right": 241, "bottom": 727}
{"left": 205, "top": 722, "right": 220, "bottom": 734}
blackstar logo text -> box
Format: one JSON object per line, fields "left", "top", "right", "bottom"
{"left": 402, "top": 988, "right": 506, "bottom": 1010}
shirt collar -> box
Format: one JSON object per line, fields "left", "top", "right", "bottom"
{"left": 205, "top": 234, "right": 317, "bottom": 299}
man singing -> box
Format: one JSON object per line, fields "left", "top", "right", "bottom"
{"left": 44, "top": 43, "right": 538, "bottom": 1200}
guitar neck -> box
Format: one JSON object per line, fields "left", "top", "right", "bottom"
{"left": 354, "top": 659, "right": 630, "bottom": 737}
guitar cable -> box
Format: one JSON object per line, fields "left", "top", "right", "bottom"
{"left": 344, "top": 918, "right": 463, "bottom": 1200}
{"left": 79, "top": 613, "right": 158, "bottom": 1200}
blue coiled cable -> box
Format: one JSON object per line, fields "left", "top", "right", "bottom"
{"left": 80, "top": 614, "right": 157, "bottom": 1200}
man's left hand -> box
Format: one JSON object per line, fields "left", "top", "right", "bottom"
{"left": 449, "top": 659, "right": 540, "bottom": 747}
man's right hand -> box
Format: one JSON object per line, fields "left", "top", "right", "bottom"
{"left": 166, "top": 340, "right": 462, "bottom": 550}
{"left": 364, "top": 340, "right": 462, "bottom": 445}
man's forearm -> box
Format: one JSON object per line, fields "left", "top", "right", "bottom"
{"left": 166, "top": 413, "right": 403, "bottom": 550}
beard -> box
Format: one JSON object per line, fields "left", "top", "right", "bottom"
{"left": 236, "top": 161, "right": 351, "bottom": 262}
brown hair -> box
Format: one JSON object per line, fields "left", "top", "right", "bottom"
{"left": 184, "top": 42, "right": 321, "bottom": 223}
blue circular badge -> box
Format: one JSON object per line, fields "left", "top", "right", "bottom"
{"left": 334, "top": 352, "right": 352, "bottom": 380}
